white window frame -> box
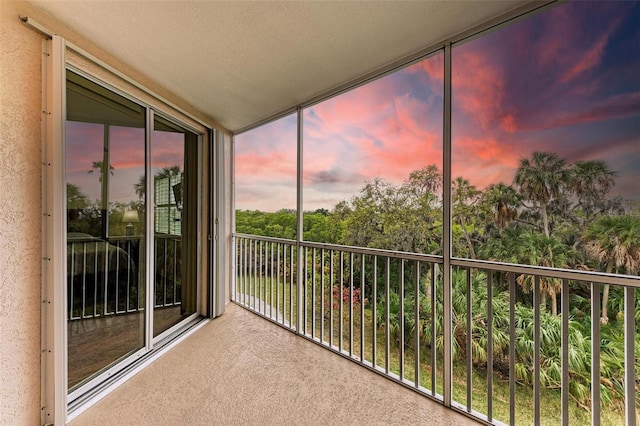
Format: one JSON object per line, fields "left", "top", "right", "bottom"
{"left": 40, "top": 33, "right": 227, "bottom": 424}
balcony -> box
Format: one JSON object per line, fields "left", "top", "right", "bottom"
{"left": 68, "top": 302, "right": 475, "bottom": 426}
{"left": 227, "top": 235, "right": 639, "bottom": 425}
{"left": 67, "top": 233, "right": 638, "bottom": 425}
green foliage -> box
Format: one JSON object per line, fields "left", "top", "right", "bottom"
{"left": 236, "top": 209, "right": 296, "bottom": 239}
{"left": 236, "top": 152, "right": 639, "bottom": 414}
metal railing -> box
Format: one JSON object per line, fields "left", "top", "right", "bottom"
{"left": 67, "top": 234, "right": 182, "bottom": 320}
{"left": 232, "top": 233, "right": 639, "bottom": 426}
{"left": 154, "top": 234, "right": 183, "bottom": 308}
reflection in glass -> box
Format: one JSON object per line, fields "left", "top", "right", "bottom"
{"left": 234, "top": 113, "right": 298, "bottom": 239}
{"left": 152, "top": 116, "right": 198, "bottom": 337}
{"left": 66, "top": 71, "right": 146, "bottom": 390}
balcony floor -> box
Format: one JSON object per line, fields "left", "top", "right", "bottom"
{"left": 70, "top": 303, "right": 477, "bottom": 426}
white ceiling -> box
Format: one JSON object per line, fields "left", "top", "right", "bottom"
{"left": 30, "top": 1, "right": 529, "bottom": 132}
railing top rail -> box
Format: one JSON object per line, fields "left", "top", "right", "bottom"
{"left": 452, "top": 258, "right": 640, "bottom": 288}
{"left": 233, "top": 233, "right": 296, "bottom": 245}
{"left": 233, "top": 232, "right": 640, "bottom": 288}
{"left": 232, "top": 233, "right": 442, "bottom": 263}
{"left": 300, "top": 240, "right": 444, "bottom": 263}
{"left": 233, "top": 233, "right": 444, "bottom": 262}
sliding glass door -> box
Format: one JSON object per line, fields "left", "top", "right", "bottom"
{"left": 66, "top": 70, "right": 147, "bottom": 390}
{"left": 65, "top": 70, "right": 201, "bottom": 393}
{"left": 151, "top": 116, "right": 199, "bottom": 338}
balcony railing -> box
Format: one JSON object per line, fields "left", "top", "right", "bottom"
{"left": 67, "top": 234, "right": 182, "bottom": 320}
{"left": 232, "top": 233, "right": 639, "bottom": 425}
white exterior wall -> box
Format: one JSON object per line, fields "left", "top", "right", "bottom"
{"left": 0, "top": 2, "right": 230, "bottom": 422}
{"left": 1, "top": 2, "right": 45, "bottom": 423}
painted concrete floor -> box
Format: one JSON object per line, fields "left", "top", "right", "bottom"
{"left": 70, "top": 303, "right": 478, "bottom": 426}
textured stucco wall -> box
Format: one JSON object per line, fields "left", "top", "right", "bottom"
{"left": 0, "top": 2, "right": 231, "bottom": 422}
{"left": 0, "top": 1, "right": 45, "bottom": 424}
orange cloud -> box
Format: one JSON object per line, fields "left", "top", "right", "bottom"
{"left": 452, "top": 49, "right": 505, "bottom": 131}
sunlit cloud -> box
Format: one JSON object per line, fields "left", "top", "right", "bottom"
{"left": 234, "top": 1, "right": 639, "bottom": 212}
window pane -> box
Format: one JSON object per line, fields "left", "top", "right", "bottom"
{"left": 452, "top": 1, "right": 640, "bottom": 277}
{"left": 234, "top": 113, "right": 297, "bottom": 239}
{"left": 66, "top": 71, "right": 146, "bottom": 390}
{"left": 451, "top": 3, "right": 639, "bottom": 424}
{"left": 303, "top": 52, "right": 444, "bottom": 253}
{"left": 151, "top": 116, "right": 198, "bottom": 337}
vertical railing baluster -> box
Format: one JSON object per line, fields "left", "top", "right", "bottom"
{"left": 234, "top": 238, "right": 238, "bottom": 303}
{"left": 360, "top": 254, "right": 365, "bottom": 362}
{"left": 303, "top": 247, "right": 308, "bottom": 334}
{"left": 591, "top": 281, "right": 601, "bottom": 426}
{"left": 487, "top": 271, "right": 493, "bottom": 422}
{"left": 414, "top": 260, "right": 420, "bottom": 389}
{"left": 312, "top": 247, "right": 317, "bottom": 338}
{"left": 624, "top": 285, "right": 636, "bottom": 426}
{"left": 94, "top": 241, "right": 99, "bottom": 317}
{"left": 248, "top": 239, "right": 252, "bottom": 308}
{"left": 321, "top": 248, "right": 325, "bottom": 344}
{"left": 243, "top": 238, "right": 247, "bottom": 305}
{"left": 561, "top": 278, "right": 569, "bottom": 426}
{"left": 290, "top": 244, "right": 294, "bottom": 328}
{"left": 115, "top": 240, "right": 121, "bottom": 312}
{"left": 104, "top": 240, "right": 109, "bottom": 315}
{"left": 245, "top": 238, "right": 249, "bottom": 307}
{"left": 281, "top": 243, "right": 286, "bottom": 324}
{"left": 385, "top": 256, "right": 390, "bottom": 375}
{"left": 466, "top": 267, "right": 472, "bottom": 412}
{"left": 330, "top": 250, "right": 334, "bottom": 348}
{"left": 349, "top": 252, "right": 354, "bottom": 357}
{"left": 262, "top": 240, "right": 266, "bottom": 315}
{"left": 431, "top": 263, "right": 436, "bottom": 396}
{"left": 267, "top": 241, "right": 271, "bottom": 317}
{"left": 277, "top": 243, "right": 281, "bottom": 322}
{"left": 162, "top": 238, "right": 167, "bottom": 307}
{"left": 173, "top": 238, "right": 178, "bottom": 305}
{"left": 340, "top": 251, "right": 344, "bottom": 353}
{"left": 239, "top": 238, "right": 242, "bottom": 305}
{"left": 69, "top": 243, "right": 75, "bottom": 318}
{"left": 82, "top": 243, "right": 87, "bottom": 317}
{"left": 253, "top": 239, "right": 258, "bottom": 311}
{"left": 534, "top": 276, "right": 541, "bottom": 424}
{"left": 399, "top": 259, "right": 405, "bottom": 381}
{"left": 372, "top": 256, "right": 377, "bottom": 368}
{"left": 509, "top": 273, "right": 516, "bottom": 425}
{"left": 271, "top": 242, "right": 275, "bottom": 319}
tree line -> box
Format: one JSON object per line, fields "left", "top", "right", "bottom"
{"left": 236, "top": 151, "right": 640, "bottom": 411}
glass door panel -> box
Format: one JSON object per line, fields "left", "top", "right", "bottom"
{"left": 66, "top": 71, "right": 146, "bottom": 390}
{"left": 152, "top": 116, "right": 198, "bottom": 337}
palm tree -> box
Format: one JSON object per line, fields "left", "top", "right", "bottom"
{"left": 134, "top": 175, "right": 145, "bottom": 200}
{"left": 155, "top": 165, "right": 182, "bottom": 180}
{"left": 480, "top": 183, "right": 521, "bottom": 234}
{"left": 87, "top": 160, "right": 114, "bottom": 182}
{"left": 583, "top": 214, "right": 640, "bottom": 323}
{"left": 569, "top": 160, "right": 616, "bottom": 220}
{"left": 483, "top": 228, "right": 570, "bottom": 314}
{"left": 515, "top": 152, "right": 570, "bottom": 237}
{"left": 66, "top": 183, "right": 89, "bottom": 210}
{"left": 452, "top": 176, "right": 481, "bottom": 258}
{"left": 513, "top": 231, "right": 570, "bottom": 315}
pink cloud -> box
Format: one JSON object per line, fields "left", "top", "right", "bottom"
{"left": 452, "top": 49, "right": 505, "bottom": 131}
{"left": 559, "top": 16, "right": 621, "bottom": 84}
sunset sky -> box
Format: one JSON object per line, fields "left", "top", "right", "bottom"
{"left": 65, "top": 2, "right": 639, "bottom": 213}
{"left": 66, "top": 123, "right": 184, "bottom": 205}
{"left": 235, "top": 1, "right": 639, "bottom": 212}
